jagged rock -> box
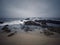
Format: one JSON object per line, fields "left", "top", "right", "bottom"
{"left": 35, "top": 20, "right": 46, "bottom": 25}
{"left": 2, "top": 25, "right": 11, "bottom": 33}
{"left": 24, "top": 21, "right": 40, "bottom": 26}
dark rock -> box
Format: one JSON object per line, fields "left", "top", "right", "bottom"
{"left": 35, "top": 20, "right": 46, "bottom": 23}
{"left": 25, "top": 18, "right": 30, "bottom": 20}
{"left": 48, "top": 27, "right": 60, "bottom": 34}
{"left": 40, "top": 20, "right": 46, "bottom": 25}
{"left": 23, "top": 26, "right": 32, "bottom": 32}
{"left": 0, "top": 22, "right": 4, "bottom": 24}
{"left": 35, "top": 19, "right": 60, "bottom": 24}
{"left": 8, "top": 31, "right": 17, "bottom": 37}
{"left": 24, "top": 26, "right": 30, "bottom": 32}
{"left": 35, "top": 20, "right": 47, "bottom": 26}
{"left": 2, "top": 25, "right": 11, "bottom": 33}
{"left": 46, "top": 20, "right": 60, "bottom": 24}
{"left": 24, "top": 21, "right": 40, "bottom": 26}
{"left": 43, "top": 30, "right": 54, "bottom": 36}
{"left": 29, "top": 29, "right": 32, "bottom": 31}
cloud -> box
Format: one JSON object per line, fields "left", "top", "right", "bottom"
{"left": 1, "top": 0, "right": 60, "bottom": 18}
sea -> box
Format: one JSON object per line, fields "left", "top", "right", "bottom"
{"left": 0, "top": 17, "right": 60, "bottom": 35}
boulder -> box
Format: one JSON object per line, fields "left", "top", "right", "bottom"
{"left": 2, "top": 25, "right": 11, "bottom": 33}
{"left": 24, "top": 21, "right": 40, "bottom": 26}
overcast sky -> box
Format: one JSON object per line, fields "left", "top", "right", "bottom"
{"left": 0, "top": 0, "right": 60, "bottom": 18}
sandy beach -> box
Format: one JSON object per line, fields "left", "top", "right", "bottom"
{"left": 0, "top": 29, "right": 60, "bottom": 45}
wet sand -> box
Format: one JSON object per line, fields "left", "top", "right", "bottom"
{"left": 0, "top": 30, "right": 60, "bottom": 45}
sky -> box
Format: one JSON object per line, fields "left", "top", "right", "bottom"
{"left": 0, "top": 0, "right": 60, "bottom": 18}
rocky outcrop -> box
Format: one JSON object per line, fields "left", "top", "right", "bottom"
{"left": 2, "top": 25, "right": 11, "bottom": 33}
{"left": 24, "top": 21, "right": 40, "bottom": 26}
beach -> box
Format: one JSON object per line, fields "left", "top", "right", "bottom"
{"left": 0, "top": 18, "right": 60, "bottom": 45}
{"left": 0, "top": 28, "right": 60, "bottom": 45}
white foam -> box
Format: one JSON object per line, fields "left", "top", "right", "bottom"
{"left": 0, "top": 20, "right": 24, "bottom": 26}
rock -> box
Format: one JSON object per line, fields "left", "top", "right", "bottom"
{"left": 46, "top": 20, "right": 60, "bottom": 24}
{"left": 23, "top": 26, "right": 32, "bottom": 32}
{"left": 43, "top": 30, "right": 54, "bottom": 36}
{"left": 25, "top": 18, "right": 30, "bottom": 20}
{"left": 2, "top": 25, "right": 11, "bottom": 33}
{"left": 0, "top": 21, "right": 4, "bottom": 24}
{"left": 8, "top": 31, "right": 17, "bottom": 37}
{"left": 48, "top": 27, "right": 60, "bottom": 34}
{"left": 24, "top": 21, "right": 40, "bottom": 26}
{"left": 24, "top": 26, "right": 30, "bottom": 32}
